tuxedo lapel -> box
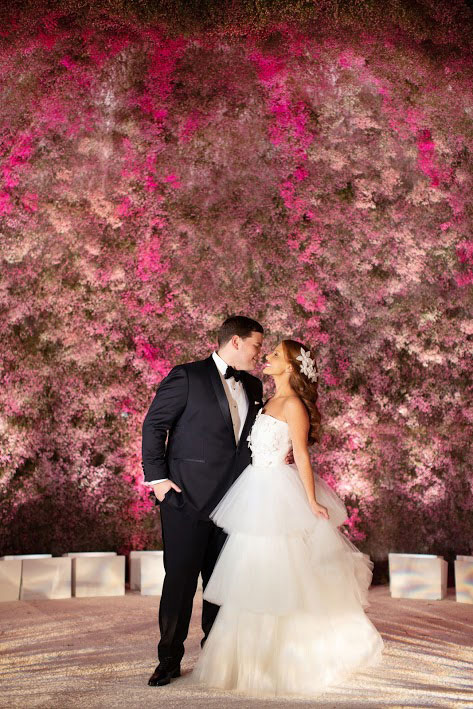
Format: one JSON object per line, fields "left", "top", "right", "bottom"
{"left": 206, "top": 356, "right": 235, "bottom": 442}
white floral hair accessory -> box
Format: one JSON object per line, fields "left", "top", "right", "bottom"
{"left": 296, "top": 347, "right": 319, "bottom": 383}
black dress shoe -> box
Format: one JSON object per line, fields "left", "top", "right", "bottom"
{"left": 148, "top": 661, "right": 181, "bottom": 686}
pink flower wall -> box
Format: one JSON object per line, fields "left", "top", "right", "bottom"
{"left": 1, "top": 6, "right": 472, "bottom": 560}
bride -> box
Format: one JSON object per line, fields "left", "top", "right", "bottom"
{"left": 191, "top": 339, "right": 384, "bottom": 697}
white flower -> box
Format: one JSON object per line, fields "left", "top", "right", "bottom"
{"left": 296, "top": 348, "right": 319, "bottom": 383}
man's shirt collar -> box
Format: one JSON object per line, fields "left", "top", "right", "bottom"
{"left": 212, "top": 350, "right": 230, "bottom": 376}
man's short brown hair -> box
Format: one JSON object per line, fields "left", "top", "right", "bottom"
{"left": 217, "top": 316, "right": 264, "bottom": 347}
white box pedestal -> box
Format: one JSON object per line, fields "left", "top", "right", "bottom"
{"left": 0, "top": 554, "right": 52, "bottom": 560}
{"left": 0, "top": 560, "right": 22, "bottom": 601}
{"left": 388, "top": 553, "right": 447, "bottom": 600}
{"left": 454, "top": 555, "right": 473, "bottom": 604}
{"left": 129, "top": 551, "right": 163, "bottom": 591}
{"left": 63, "top": 552, "right": 117, "bottom": 557}
{"left": 20, "top": 557, "right": 72, "bottom": 600}
{"left": 139, "top": 552, "right": 166, "bottom": 595}
{"left": 131, "top": 551, "right": 202, "bottom": 595}
{"left": 71, "top": 555, "right": 125, "bottom": 597}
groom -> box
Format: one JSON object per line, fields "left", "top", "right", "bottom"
{"left": 141, "top": 315, "right": 264, "bottom": 686}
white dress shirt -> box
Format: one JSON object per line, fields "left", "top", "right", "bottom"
{"left": 211, "top": 350, "right": 249, "bottom": 443}
{"left": 146, "top": 352, "right": 249, "bottom": 486}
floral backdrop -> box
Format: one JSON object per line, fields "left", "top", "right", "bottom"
{"left": 1, "top": 1, "right": 472, "bottom": 565}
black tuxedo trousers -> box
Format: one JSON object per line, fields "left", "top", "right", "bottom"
{"left": 141, "top": 356, "right": 263, "bottom": 663}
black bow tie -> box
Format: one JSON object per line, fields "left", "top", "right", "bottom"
{"left": 224, "top": 365, "right": 242, "bottom": 382}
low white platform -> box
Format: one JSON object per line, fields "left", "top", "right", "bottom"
{"left": 0, "top": 560, "right": 22, "bottom": 601}
{"left": 20, "top": 557, "right": 72, "bottom": 600}
{"left": 129, "top": 550, "right": 202, "bottom": 595}
{"left": 70, "top": 555, "right": 125, "bottom": 597}
{"left": 0, "top": 554, "right": 52, "bottom": 560}
{"left": 454, "top": 555, "right": 473, "bottom": 604}
{"left": 388, "top": 553, "right": 448, "bottom": 600}
{"left": 129, "top": 551, "right": 163, "bottom": 591}
{"left": 63, "top": 552, "right": 117, "bottom": 557}
{"left": 139, "top": 552, "right": 166, "bottom": 596}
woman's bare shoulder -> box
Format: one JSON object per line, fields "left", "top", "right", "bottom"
{"left": 283, "top": 395, "right": 307, "bottom": 419}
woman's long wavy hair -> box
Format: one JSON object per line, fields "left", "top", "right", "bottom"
{"left": 281, "top": 339, "right": 322, "bottom": 445}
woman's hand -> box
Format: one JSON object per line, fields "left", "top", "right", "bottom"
{"left": 309, "top": 499, "right": 329, "bottom": 519}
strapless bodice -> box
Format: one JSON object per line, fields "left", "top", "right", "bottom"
{"left": 247, "top": 410, "right": 292, "bottom": 467}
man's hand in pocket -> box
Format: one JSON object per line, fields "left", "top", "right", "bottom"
{"left": 151, "top": 480, "right": 182, "bottom": 502}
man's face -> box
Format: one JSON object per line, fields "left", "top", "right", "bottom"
{"left": 234, "top": 331, "right": 263, "bottom": 371}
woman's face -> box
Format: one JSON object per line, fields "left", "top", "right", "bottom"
{"left": 262, "top": 342, "right": 290, "bottom": 377}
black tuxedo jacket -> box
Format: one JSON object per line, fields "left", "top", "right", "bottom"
{"left": 141, "top": 355, "right": 264, "bottom": 520}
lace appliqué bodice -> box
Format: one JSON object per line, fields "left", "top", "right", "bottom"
{"left": 247, "top": 410, "right": 292, "bottom": 467}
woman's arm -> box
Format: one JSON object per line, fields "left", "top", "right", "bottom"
{"left": 284, "top": 397, "right": 329, "bottom": 519}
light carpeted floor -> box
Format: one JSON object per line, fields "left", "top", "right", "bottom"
{"left": 2, "top": 585, "right": 472, "bottom": 708}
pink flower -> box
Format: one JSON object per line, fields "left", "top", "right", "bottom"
{"left": 0, "top": 191, "right": 13, "bottom": 215}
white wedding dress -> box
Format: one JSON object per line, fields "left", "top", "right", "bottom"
{"left": 191, "top": 409, "right": 384, "bottom": 697}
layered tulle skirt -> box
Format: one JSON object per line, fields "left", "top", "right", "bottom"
{"left": 191, "top": 461, "right": 384, "bottom": 697}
